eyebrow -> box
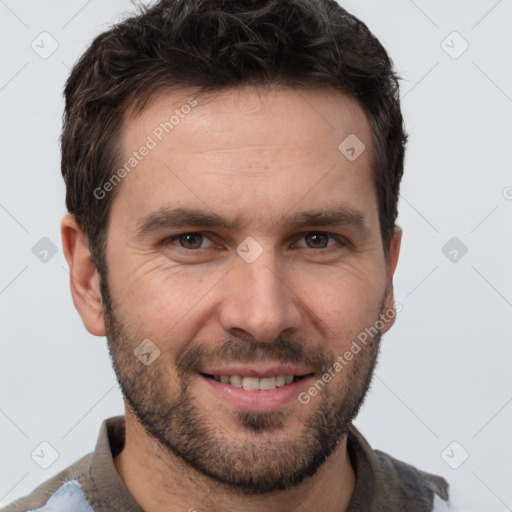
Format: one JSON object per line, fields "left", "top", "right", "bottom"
{"left": 135, "top": 204, "right": 369, "bottom": 239}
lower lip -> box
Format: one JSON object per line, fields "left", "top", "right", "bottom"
{"left": 200, "top": 374, "right": 314, "bottom": 412}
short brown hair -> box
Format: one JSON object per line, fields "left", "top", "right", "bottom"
{"left": 61, "top": 0, "right": 407, "bottom": 275}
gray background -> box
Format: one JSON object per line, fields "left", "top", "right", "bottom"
{"left": 1, "top": 1, "right": 511, "bottom": 510}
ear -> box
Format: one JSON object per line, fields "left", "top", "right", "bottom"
{"left": 61, "top": 214, "right": 106, "bottom": 336}
{"left": 380, "top": 226, "right": 402, "bottom": 335}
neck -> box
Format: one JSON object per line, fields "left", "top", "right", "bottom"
{"left": 114, "top": 410, "right": 356, "bottom": 512}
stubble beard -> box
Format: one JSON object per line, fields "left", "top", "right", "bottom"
{"left": 102, "top": 282, "right": 382, "bottom": 494}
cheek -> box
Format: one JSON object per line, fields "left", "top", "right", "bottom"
{"left": 294, "top": 264, "right": 386, "bottom": 348}
{"left": 109, "top": 257, "right": 222, "bottom": 347}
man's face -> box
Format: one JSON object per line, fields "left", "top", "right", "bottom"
{"left": 101, "top": 87, "right": 398, "bottom": 493}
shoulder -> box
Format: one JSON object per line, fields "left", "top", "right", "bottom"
{"left": 346, "top": 425, "right": 450, "bottom": 511}
{"left": 1, "top": 454, "right": 93, "bottom": 512}
{"left": 374, "top": 449, "right": 450, "bottom": 509}
{"left": 374, "top": 449, "right": 449, "bottom": 501}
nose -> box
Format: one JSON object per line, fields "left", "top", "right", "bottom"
{"left": 219, "top": 250, "right": 303, "bottom": 344}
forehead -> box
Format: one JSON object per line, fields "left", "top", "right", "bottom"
{"left": 113, "top": 86, "right": 377, "bottom": 232}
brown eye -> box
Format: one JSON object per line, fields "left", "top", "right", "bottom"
{"left": 304, "top": 232, "right": 331, "bottom": 249}
{"left": 177, "top": 233, "right": 204, "bottom": 249}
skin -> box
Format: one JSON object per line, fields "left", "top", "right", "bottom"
{"left": 62, "top": 86, "right": 401, "bottom": 512}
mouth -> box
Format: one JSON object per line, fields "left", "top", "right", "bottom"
{"left": 198, "top": 367, "right": 315, "bottom": 412}
{"left": 200, "top": 373, "right": 309, "bottom": 391}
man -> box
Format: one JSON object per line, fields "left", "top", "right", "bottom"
{"left": 4, "top": 0, "right": 450, "bottom": 510}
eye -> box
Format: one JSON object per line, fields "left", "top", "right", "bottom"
{"left": 167, "top": 233, "right": 214, "bottom": 250}
{"left": 295, "top": 232, "right": 341, "bottom": 249}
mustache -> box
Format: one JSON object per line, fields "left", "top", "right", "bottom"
{"left": 176, "top": 337, "right": 334, "bottom": 377}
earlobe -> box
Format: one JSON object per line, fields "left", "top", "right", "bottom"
{"left": 61, "top": 214, "right": 106, "bottom": 336}
{"left": 387, "top": 226, "right": 402, "bottom": 280}
{"left": 381, "top": 226, "right": 402, "bottom": 334}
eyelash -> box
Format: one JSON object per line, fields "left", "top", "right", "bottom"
{"left": 163, "top": 232, "right": 349, "bottom": 252}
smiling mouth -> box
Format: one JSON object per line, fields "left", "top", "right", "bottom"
{"left": 200, "top": 373, "right": 310, "bottom": 391}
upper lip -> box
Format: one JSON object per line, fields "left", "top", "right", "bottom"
{"left": 199, "top": 364, "right": 313, "bottom": 378}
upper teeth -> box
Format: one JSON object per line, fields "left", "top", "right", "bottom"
{"left": 214, "top": 375, "right": 295, "bottom": 390}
